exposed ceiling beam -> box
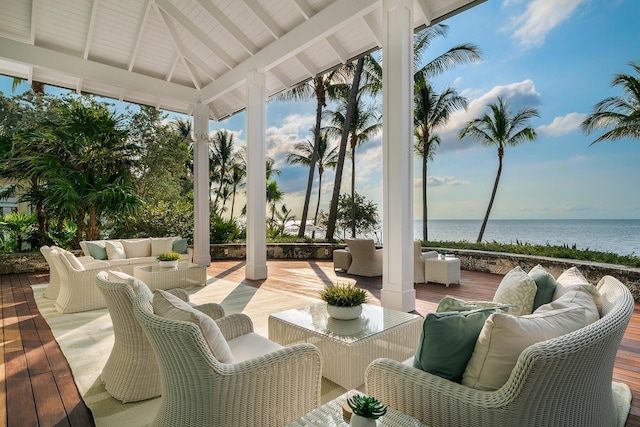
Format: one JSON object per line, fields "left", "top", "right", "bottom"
{"left": 200, "top": 0, "right": 379, "bottom": 104}
{"left": 0, "top": 37, "right": 198, "bottom": 103}
{"left": 293, "top": 0, "right": 315, "bottom": 20}
{"left": 362, "top": 12, "right": 382, "bottom": 47}
{"left": 30, "top": 0, "right": 39, "bottom": 45}
{"left": 128, "top": 0, "right": 153, "bottom": 71}
{"left": 83, "top": 0, "right": 99, "bottom": 59}
{"left": 269, "top": 66, "right": 292, "bottom": 91}
{"left": 241, "top": 0, "right": 284, "bottom": 40}
{"left": 155, "top": 0, "right": 236, "bottom": 70}
{"left": 294, "top": 52, "right": 316, "bottom": 77}
{"left": 325, "top": 35, "right": 348, "bottom": 64}
{"left": 195, "top": 0, "right": 257, "bottom": 56}
{"left": 415, "top": 0, "right": 434, "bottom": 25}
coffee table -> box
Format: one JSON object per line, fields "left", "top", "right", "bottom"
{"left": 286, "top": 389, "right": 428, "bottom": 426}
{"left": 269, "top": 303, "right": 422, "bottom": 390}
{"left": 133, "top": 262, "right": 206, "bottom": 291}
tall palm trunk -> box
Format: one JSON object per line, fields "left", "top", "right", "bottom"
{"left": 312, "top": 170, "right": 324, "bottom": 239}
{"left": 350, "top": 139, "right": 357, "bottom": 237}
{"left": 422, "top": 152, "right": 428, "bottom": 241}
{"left": 298, "top": 80, "right": 324, "bottom": 237}
{"left": 477, "top": 146, "right": 504, "bottom": 243}
{"left": 326, "top": 57, "right": 365, "bottom": 240}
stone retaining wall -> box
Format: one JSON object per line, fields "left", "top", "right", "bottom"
{"left": 3, "top": 244, "right": 639, "bottom": 300}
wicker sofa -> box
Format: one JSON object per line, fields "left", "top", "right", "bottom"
{"left": 79, "top": 237, "right": 192, "bottom": 275}
{"left": 365, "top": 275, "right": 633, "bottom": 427}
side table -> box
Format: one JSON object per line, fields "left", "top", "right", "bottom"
{"left": 424, "top": 256, "right": 460, "bottom": 287}
{"left": 133, "top": 262, "right": 206, "bottom": 291}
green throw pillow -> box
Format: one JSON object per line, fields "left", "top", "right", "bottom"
{"left": 413, "top": 308, "right": 505, "bottom": 383}
{"left": 528, "top": 264, "right": 557, "bottom": 311}
{"left": 437, "top": 296, "right": 511, "bottom": 313}
{"left": 172, "top": 238, "right": 188, "bottom": 254}
{"left": 86, "top": 242, "right": 107, "bottom": 260}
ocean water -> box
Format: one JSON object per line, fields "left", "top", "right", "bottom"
{"left": 413, "top": 219, "right": 640, "bottom": 257}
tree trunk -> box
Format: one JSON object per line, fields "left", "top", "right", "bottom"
{"left": 422, "top": 153, "right": 428, "bottom": 241}
{"left": 312, "top": 171, "right": 324, "bottom": 239}
{"left": 326, "top": 57, "right": 365, "bottom": 240}
{"left": 477, "top": 147, "right": 503, "bottom": 243}
{"left": 350, "top": 143, "right": 356, "bottom": 237}
{"left": 298, "top": 79, "right": 324, "bottom": 237}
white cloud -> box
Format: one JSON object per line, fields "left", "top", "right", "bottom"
{"left": 537, "top": 112, "right": 587, "bottom": 136}
{"left": 427, "top": 176, "right": 469, "bottom": 187}
{"left": 264, "top": 113, "right": 315, "bottom": 166}
{"left": 508, "top": 0, "right": 586, "bottom": 47}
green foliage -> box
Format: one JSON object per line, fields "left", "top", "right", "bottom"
{"left": 0, "top": 212, "right": 36, "bottom": 251}
{"left": 334, "top": 192, "right": 379, "bottom": 237}
{"left": 157, "top": 251, "right": 180, "bottom": 261}
{"left": 347, "top": 395, "right": 387, "bottom": 419}
{"left": 115, "top": 200, "right": 194, "bottom": 241}
{"left": 420, "top": 240, "right": 640, "bottom": 268}
{"left": 0, "top": 230, "right": 17, "bottom": 253}
{"left": 319, "top": 282, "right": 368, "bottom": 307}
{"left": 210, "top": 214, "right": 243, "bottom": 243}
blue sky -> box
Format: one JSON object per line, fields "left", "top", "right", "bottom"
{"left": 3, "top": 0, "right": 639, "bottom": 221}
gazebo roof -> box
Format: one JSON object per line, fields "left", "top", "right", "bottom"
{"left": 0, "top": 0, "right": 482, "bottom": 120}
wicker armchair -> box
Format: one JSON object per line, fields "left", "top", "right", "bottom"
{"left": 40, "top": 245, "right": 105, "bottom": 300}
{"left": 49, "top": 248, "right": 113, "bottom": 313}
{"left": 414, "top": 241, "right": 437, "bottom": 284}
{"left": 95, "top": 271, "right": 225, "bottom": 403}
{"left": 365, "top": 275, "right": 633, "bottom": 427}
{"left": 346, "top": 238, "right": 383, "bottom": 277}
{"left": 133, "top": 292, "right": 323, "bottom": 427}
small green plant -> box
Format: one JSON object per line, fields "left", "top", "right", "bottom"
{"left": 157, "top": 251, "right": 180, "bottom": 261}
{"left": 319, "top": 282, "right": 368, "bottom": 307}
{"left": 347, "top": 394, "right": 387, "bottom": 419}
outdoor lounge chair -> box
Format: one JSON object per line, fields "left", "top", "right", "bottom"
{"left": 40, "top": 245, "right": 104, "bottom": 300}
{"left": 96, "top": 271, "right": 225, "bottom": 403}
{"left": 414, "top": 241, "right": 438, "bottom": 283}
{"left": 133, "top": 290, "right": 323, "bottom": 427}
{"left": 346, "top": 238, "right": 383, "bottom": 277}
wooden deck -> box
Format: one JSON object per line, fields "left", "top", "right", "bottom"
{"left": 1, "top": 259, "right": 639, "bottom": 426}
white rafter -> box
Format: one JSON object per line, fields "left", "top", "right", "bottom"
{"left": 241, "top": 0, "right": 284, "bottom": 40}
{"left": 294, "top": 52, "right": 316, "bottom": 78}
{"left": 30, "top": 0, "right": 38, "bottom": 45}
{"left": 269, "top": 66, "right": 292, "bottom": 91}
{"left": 293, "top": 0, "right": 315, "bottom": 20}
{"left": 363, "top": 12, "right": 382, "bottom": 48}
{"left": 128, "top": 0, "right": 152, "bottom": 71}
{"left": 201, "top": 0, "right": 379, "bottom": 104}
{"left": 155, "top": 0, "right": 236, "bottom": 70}
{"left": 83, "top": 0, "right": 99, "bottom": 59}
{"left": 0, "top": 37, "right": 198, "bottom": 102}
{"left": 165, "top": 53, "right": 178, "bottom": 81}
{"left": 195, "top": 0, "right": 257, "bottom": 56}
{"left": 416, "top": 0, "right": 434, "bottom": 25}
{"left": 325, "top": 35, "right": 348, "bottom": 64}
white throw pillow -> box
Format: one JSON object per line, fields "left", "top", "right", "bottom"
{"left": 105, "top": 241, "right": 127, "bottom": 260}
{"left": 151, "top": 237, "right": 175, "bottom": 256}
{"left": 492, "top": 266, "right": 537, "bottom": 315}
{"left": 555, "top": 266, "right": 603, "bottom": 314}
{"left": 152, "top": 290, "right": 234, "bottom": 363}
{"left": 63, "top": 250, "right": 85, "bottom": 271}
{"left": 121, "top": 238, "right": 151, "bottom": 258}
{"left": 462, "top": 288, "right": 599, "bottom": 391}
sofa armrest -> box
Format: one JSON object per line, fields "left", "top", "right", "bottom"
{"left": 194, "top": 302, "right": 225, "bottom": 320}
{"left": 365, "top": 358, "right": 515, "bottom": 425}
{"left": 215, "top": 313, "right": 254, "bottom": 340}
{"left": 82, "top": 260, "right": 112, "bottom": 270}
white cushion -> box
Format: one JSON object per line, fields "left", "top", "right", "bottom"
{"left": 554, "top": 266, "right": 603, "bottom": 314}
{"left": 492, "top": 266, "right": 537, "bottom": 315}
{"left": 226, "top": 332, "right": 284, "bottom": 363}
{"left": 105, "top": 241, "right": 127, "bottom": 260}
{"left": 462, "top": 288, "right": 599, "bottom": 391}
{"left": 105, "top": 258, "right": 130, "bottom": 266}
{"left": 62, "top": 250, "right": 85, "bottom": 271}
{"left": 107, "top": 270, "right": 151, "bottom": 297}
{"left": 152, "top": 290, "right": 234, "bottom": 363}
{"left": 122, "top": 238, "right": 151, "bottom": 258}
{"left": 151, "top": 237, "right": 175, "bottom": 256}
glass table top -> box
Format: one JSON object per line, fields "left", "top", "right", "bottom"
{"left": 270, "top": 303, "right": 420, "bottom": 343}
{"left": 136, "top": 262, "right": 199, "bottom": 272}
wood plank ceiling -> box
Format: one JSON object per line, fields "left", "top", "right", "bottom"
{"left": 0, "top": 0, "right": 483, "bottom": 120}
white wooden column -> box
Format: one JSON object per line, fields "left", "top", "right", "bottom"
{"left": 192, "top": 102, "right": 211, "bottom": 266}
{"left": 245, "top": 71, "right": 268, "bottom": 279}
{"left": 381, "top": 0, "right": 415, "bottom": 311}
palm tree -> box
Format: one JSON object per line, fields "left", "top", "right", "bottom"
{"left": 325, "top": 94, "right": 382, "bottom": 237}
{"left": 210, "top": 129, "right": 236, "bottom": 211}
{"left": 228, "top": 163, "right": 246, "bottom": 220}
{"left": 266, "top": 180, "right": 283, "bottom": 224}
{"left": 459, "top": 96, "right": 539, "bottom": 243}
{"left": 285, "top": 131, "right": 338, "bottom": 230}
{"left": 414, "top": 82, "right": 467, "bottom": 240}
{"left": 581, "top": 60, "right": 640, "bottom": 144}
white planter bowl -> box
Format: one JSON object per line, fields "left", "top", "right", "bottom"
{"left": 158, "top": 260, "right": 179, "bottom": 268}
{"left": 326, "top": 304, "right": 362, "bottom": 320}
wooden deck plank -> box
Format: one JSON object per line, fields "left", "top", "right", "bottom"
{"left": 1, "top": 260, "right": 639, "bottom": 426}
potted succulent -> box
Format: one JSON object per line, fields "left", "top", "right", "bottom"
{"left": 157, "top": 251, "right": 181, "bottom": 268}
{"left": 319, "top": 281, "right": 368, "bottom": 320}
{"left": 347, "top": 394, "right": 387, "bottom": 426}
